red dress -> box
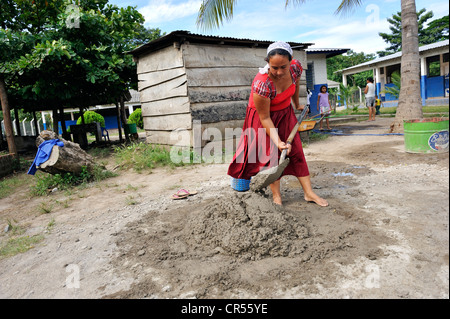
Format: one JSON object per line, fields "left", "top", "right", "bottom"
{"left": 227, "top": 59, "right": 309, "bottom": 180}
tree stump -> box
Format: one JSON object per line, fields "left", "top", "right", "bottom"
{"left": 36, "top": 130, "right": 98, "bottom": 175}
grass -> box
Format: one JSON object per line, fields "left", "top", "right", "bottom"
{"left": 0, "top": 219, "right": 46, "bottom": 259}
{"left": 334, "top": 105, "right": 449, "bottom": 117}
{"left": 0, "top": 173, "right": 30, "bottom": 199}
{"left": 113, "top": 142, "right": 199, "bottom": 172}
{"left": 28, "top": 165, "right": 117, "bottom": 197}
{"left": 0, "top": 234, "right": 45, "bottom": 259}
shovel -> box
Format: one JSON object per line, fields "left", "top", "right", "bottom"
{"left": 250, "top": 105, "right": 310, "bottom": 192}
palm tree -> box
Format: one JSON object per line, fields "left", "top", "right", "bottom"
{"left": 337, "top": 83, "right": 359, "bottom": 110}
{"left": 381, "top": 71, "right": 401, "bottom": 99}
{"left": 390, "top": 0, "right": 422, "bottom": 132}
{"left": 196, "top": 0, "right": 422, "bottom": 132}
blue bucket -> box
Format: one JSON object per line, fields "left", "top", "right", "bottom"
{"left": 230, "top": 177, "right": 251, "bottom": 192}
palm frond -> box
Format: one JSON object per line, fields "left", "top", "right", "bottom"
{"left": 196, "top": 0, "right": 238, "bottom": 31}
{"left": 334, "top": 0, "right": 364, "bottom": 17}
{"left": 285, "top": 0, "right": 308, "bottom": 7}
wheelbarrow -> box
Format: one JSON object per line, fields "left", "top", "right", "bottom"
{"left": 298, "top": 112, "right": 327, "bottom": 132}
{"left": 297, "top": 112, "right": 327, "bottom": 144}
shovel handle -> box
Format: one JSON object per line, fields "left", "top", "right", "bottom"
{"left": 280, "top": 105, "right": 309, "bottom": 162}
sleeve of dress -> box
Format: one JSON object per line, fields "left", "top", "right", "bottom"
{"left": 291, "top": 59, "right": 303, "bottom": 83}
{"left": 252, "top": 79, "right": 271, "bottom": 98}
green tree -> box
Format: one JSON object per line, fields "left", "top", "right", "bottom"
{"left": 327, "top": 50, "right": 375, "bottom": 87}
{"left": 421, "top": 15, "right": 449, "bottom": 44}
{"left": 381, "top": 71, "right": 401, "bottom": 99}
{"left": 1, "top": 0, "right": 159, "bottom": 146}
{"left": 75, "top": 110, "right": 105, "bottom": 127}
{"left": 337, "top": 83, "right": 359, "bottom": 110}
{"left": 377, "top": 8, "right": 433, "bottom": 56}
{"left": 377, "top": 9, "right": 448, "bottom": 57}
{"left": 128, "top": 108, "right": 143, "bottom": 129}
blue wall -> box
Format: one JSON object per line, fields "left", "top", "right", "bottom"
{"left": 384, "top": 83, "right": 398, "bottom": 101}
{"left": 382, "top": 75, "right": 446, "bottom": 104}
{"left": 308, "top": 83, "right": 327, "bottom": 117}
{"left": 426, "top": 76, "right": 445, "bottom": 98}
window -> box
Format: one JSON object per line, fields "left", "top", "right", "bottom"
{"left": 385, "top": 64, "right": 400, "bottom": 84}
{"left": 427, "top": 55, "right": 441, "bottom": 77}
{"left": 306, "top": 62, "right": 315, "bottom": 90}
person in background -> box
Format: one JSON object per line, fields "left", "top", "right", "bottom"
{"left": 364, "top": 77, "right": 376, "bottom": 121}
{"left": 306, "top": 88, "right": 312, "bottom": 115}
{"left": 317, "top": 85, "right": 332, "bottom": 130}
{"left": 375, "top": 95, "right": 383, "bottom": 115}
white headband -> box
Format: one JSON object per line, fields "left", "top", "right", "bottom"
{"left": 267, "top": 41, "right": 293, "bottom": 56}
{"left": 259, "top": 41, "right": 293, "bottom": 74}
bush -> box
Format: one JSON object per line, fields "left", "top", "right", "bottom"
{"left": 29, "top": 165, "right": 116, "bottom": 196}
{"left": 128, "top": 108, "right": 143, "bottom": 129}
{"left": 76, "top": 111, "right": 105, "bottom": 128}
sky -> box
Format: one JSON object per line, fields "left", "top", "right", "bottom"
{"left": 107, "top": 0, "right": 449, "bottom": 55}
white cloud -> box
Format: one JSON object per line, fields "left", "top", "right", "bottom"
{"left": 140, "top": 0, "right": 202, "bottom": 25}
{"left": 293, "top": 13, "right": 392, "bottom": 54}
{"left": 424, "top": 1, "right": 450, "bottom": 19}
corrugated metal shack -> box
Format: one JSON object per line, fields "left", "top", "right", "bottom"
{"left": 130, "top": 30, "right": 312, "bottom": 149}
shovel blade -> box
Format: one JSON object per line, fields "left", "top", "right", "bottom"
{"left": 249, "top": 158, "right": 290, "bottom": 191}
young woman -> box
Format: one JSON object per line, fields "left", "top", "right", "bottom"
{"left": 228, "top": 41, "right": 328, "bottom": 207}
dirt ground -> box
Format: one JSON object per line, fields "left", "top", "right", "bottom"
{"left": 0, "top": 117, "right": 448, "bottom": 299}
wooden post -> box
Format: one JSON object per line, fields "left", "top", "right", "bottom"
{"left": 120, "top": 95, "right": 129, "bottom": 141}
{"left": 14, "top": 107, "right": 21, "bottom": 136}
{"left": 0, "top": 75, "right": 18, "bottom": 159}
{"left": 115, "top": 101, "right": 123, "bottom": 143}
{"left": 60, "top": 106, "right": 71, "bottom": 141}
{"left": 52, "top": 109, "right": 58, "bottom": 132}
{"left": 79, "top": 107, "right": 85, "bottom": 125}
{"left": 32, "top": 111, "right": 39, "bottom": 136}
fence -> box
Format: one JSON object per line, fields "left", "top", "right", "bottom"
{"left": 1, "top": 119, "right": 45, "bottom": 137}
{"left": 329, "top": 87, "right": 366, "bottom": 110}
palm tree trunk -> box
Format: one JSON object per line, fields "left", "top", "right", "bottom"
{"left": 390, "top": 0, "right": 423, "bottom": 133}
{"left": 0, "top": 74, "right": 18, "bottom": 159}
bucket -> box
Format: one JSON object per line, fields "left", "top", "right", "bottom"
{"left": 125, "top": 123, "right": 137, "bottom": 135}
{"left": 231, "top": 177, "right": 251, "bottom": 191}
{"left": 403, "top": 117, "right": 449, "bottom": 153}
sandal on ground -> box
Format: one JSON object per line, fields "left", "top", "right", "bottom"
{"left": 171, "top": 189, "right": 198, "bottom": 200}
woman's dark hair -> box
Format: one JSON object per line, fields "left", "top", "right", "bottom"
{"left": 265, "top": 48, "right": 292, "bottom": 62}
{"left": 367, "top": 77, "right": 374, "bottom": 83}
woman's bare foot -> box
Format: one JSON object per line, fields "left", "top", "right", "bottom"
{"left": 304, "top": 193, "right": 328, "bottom": 207}
{"left": 273, "top": 194, "right": 283, "bottom": 205}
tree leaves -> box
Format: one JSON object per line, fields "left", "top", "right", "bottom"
{"left": 1, "top": 0, "right": 162, "bottom": 112}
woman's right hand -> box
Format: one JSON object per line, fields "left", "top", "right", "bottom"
{"left": 278, "top": 141, "right": 291, "bottom": 155}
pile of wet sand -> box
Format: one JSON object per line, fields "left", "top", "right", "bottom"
{"left": 109, "top": 188, "right": 389, "bottom": 298}
{"left": 185, "top": 192, "right": 311, "bottom": 260}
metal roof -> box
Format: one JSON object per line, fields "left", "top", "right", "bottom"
{"left": 129, "top": 30, "right": 313, "bottom": 56}
{"left": 341, "top": 39, "right": 449, "bottom": 72}
{"left": 306, "top": 47, "right": 350, "bottom": 58}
